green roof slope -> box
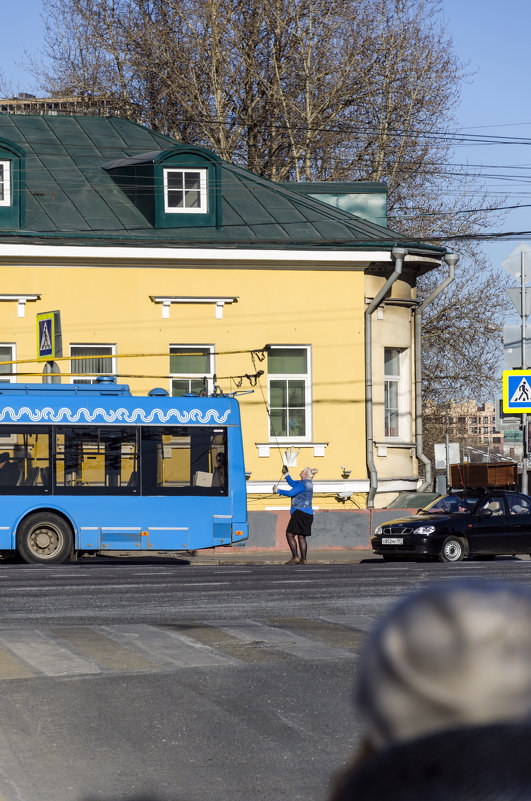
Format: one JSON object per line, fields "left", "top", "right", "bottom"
{"left": 0, "top": 114, "right": 444, "bottom": 253}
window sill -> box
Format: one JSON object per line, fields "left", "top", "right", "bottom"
{"left": 256, "top": 442, "right": 328, "bottom": 457}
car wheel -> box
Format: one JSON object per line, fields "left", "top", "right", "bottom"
{"left": 16, "top": 513, "right": 74, "bottom": 565}
{"left": 439, "top": 536, "right": 466, "bottom": 563}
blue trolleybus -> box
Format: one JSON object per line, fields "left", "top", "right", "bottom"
{"left": 0, "top": 380, "right": 248, "bottom": 563}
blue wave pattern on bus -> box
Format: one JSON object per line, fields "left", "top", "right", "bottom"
{"left": 0, "top": 406, "right": 231, "bottom": 425}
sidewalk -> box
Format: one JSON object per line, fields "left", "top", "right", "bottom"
{"left": 184, "top": 548, "right": 375, "bottom": 565}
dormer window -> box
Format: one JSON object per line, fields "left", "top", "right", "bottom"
{"left": 104, "top": 145, "right": 220, "bottom": 229}
{"left": 164, "top": 168, "right": 207, "bottom": 214}
{"left": 0, "top": 161, "right": 11, "bottom": 206}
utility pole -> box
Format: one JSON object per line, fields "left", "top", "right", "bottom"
{"left": 503, "top": 243, "right": 531, "bottom": 494}
{"left": 521, "top": 248, "right": 528, "bottom": 494}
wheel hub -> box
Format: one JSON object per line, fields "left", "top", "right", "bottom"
{"left": 30, "top": 527, "right": 60, "bottom": 555}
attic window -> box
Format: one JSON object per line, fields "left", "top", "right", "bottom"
{"left": 163, "top": 168, "right": 207, "bottom": 214}
{"left": 0, "top": 161, "right": 11, "bottom": 206}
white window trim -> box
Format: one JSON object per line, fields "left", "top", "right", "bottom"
{"left": 163, "top": 168, "right": 208, "bottom": 214}
{"left": 170, "top": 344, "right": 215, "bottom": 396}
{"left": 69, "top": 344, "right": 117, "bottom": 384}
{"left": 267, "top": 345, "right": 312, "bottom": 444}
{"left": 150, "top": 296, "right": 237, "bottom": 319}
{"left": 0, "top": 161, "right": 11, "bottom": 207}
{"left": 0, "top": 343, "right": 16, "bottom": 383}
{"left": 384, "top": 347, "right": 411, "bottom": 442}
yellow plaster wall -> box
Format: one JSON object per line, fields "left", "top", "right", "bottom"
{"left": 0, "top": 261, "right": 418, "bottom": 508}
{"left": 0, "top": 263, "right": 364, "bottom": 494}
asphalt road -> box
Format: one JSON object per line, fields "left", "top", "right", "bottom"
{"left": 0, "top": 556, "right": 529, "bottom": 801}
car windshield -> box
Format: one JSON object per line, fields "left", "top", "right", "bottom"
{"left": 419, "top": 493, "right": 481, "bottom": 514}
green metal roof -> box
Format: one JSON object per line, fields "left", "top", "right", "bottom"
{"left": 0, "top": 114, "right": 444, "bottom": 254}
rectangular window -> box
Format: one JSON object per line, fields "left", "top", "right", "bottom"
{"left": 70, "top": 344, "right": 116, "bottom": 384}
{"left": 164, "top": 168, "right": 207, "bottom": 214}
{"left": 0, "top": 344, "right": 15, "bottom": 383}
{"left": 384, "top": 348, "right": 400, "bottom": 438}
{"left": 170, "top": 345, "right": 214, "bottom": 397}
{"left": 0, "top": 161, "right": 11, "bottom": 206}
{"left": 268, "top": 346, "right": 311, "bottom": 441}
{"left": 384, "top": 347, "right": 410, "bottom": 440}
{"left": 55, "top": 427, "right": 139, "bottom": 492}
{"left": 141, "top": 426, "right": 227, "bottom": 495}
{"left": 0, "top": 427, "right": 50, "bottom": 493}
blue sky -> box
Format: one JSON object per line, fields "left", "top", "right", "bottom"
{"left": 1, "top": 0, "right": 530, "bottom": 274}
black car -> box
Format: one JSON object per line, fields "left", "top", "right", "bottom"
{"left": 372, "top": 489, "right": 531, "bottom": 562}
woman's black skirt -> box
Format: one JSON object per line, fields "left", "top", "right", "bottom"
{"left": 286, "top": 509, "right": 313, "bottom": 536}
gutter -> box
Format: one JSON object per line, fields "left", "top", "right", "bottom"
{"left": 365, "top": 247, "right": 407, "bottom": 508}
{"left": 415, "top": 253, "right": 459, "bottom": 491}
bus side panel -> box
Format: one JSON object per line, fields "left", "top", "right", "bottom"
{"left": 227, "top": 408, "right": 249, "bottom": 544}
{"left": 64, "top": 496, "right": 235, "bottom": 551}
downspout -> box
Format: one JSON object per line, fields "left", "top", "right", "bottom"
{"left": 415, "top": 252, "right": 459, "bottom": 491}
{"left": 365, "top": 247, "right": 407, "bottom": 508}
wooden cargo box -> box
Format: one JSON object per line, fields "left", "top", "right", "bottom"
{"left": 450, "top": 462, "right": 517, "bottom": 489}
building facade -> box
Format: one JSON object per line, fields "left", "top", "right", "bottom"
{"left": 0, "top": 114, "right": 449, "bottom": 509}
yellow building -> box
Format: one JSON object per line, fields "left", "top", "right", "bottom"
{"left": 0, "top": 114, "right": 452, "bottom": 514}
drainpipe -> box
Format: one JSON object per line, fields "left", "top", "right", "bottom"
{"left": 415, "top": 252, "right": 459, "bottom": 491}
{"left": 365, "top": 247, "right": 407, "bottom": 508}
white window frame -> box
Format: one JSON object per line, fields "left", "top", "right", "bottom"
{"left": 384, "top": 347, "right": 411, "bottom": 441}
{"left": 163, "top": 168, "right": 208, "bottom": 214}
{"left": 0, "top": 343, "right": 16, "bottom": 383}
{"left": 0, "top": 161, "right": 11, "bottom": 207}
{"left": 69, "top": 344, "right": 117, "bottom": 384}
{"left": 169, "top": 344, "right": 215, "bottom": 397}
{"left": 267, "top": 345, "right": 312, "bottom": 443}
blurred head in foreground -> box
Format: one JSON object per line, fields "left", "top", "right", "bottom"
{"left": 330, "top": 581, "right": 531, "bottom": 801}
{"left": 357, "top": 580, "right": 531, "bottom": 750}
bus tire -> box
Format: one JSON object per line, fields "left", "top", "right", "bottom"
{"left": 16, "top": 513, "right": 74, "bottom": 565}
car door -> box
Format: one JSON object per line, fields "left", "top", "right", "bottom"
{"left": 469, "top": 494, "right": 513, "bottom": 555}
{"left": 505, "top": 493, "right": 531, "bottom": 555}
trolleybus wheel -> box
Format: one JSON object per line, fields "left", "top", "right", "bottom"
{"left": 16, "top": 513, "right": 74, "bottom": 565}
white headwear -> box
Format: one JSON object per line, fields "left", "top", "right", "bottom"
{"left": 356, "top": 581, "right": 531, "bottom": 749}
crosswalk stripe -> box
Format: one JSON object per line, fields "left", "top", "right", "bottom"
{"left": 0, "top": 646, "right": 36, "bottom": 680}
{"left": 95, "top": 624, "right": 236, "bottom": 668}
{"left": 162, "top": 623, "right": 291, "bottom": 664}
{"left": 50, "top": 627, "right": 160, "bottom": 673}
{"left": 0, "top": 618, "right": 362, "bottom": 682}
{"left": 208, "top": 620, "right": 353, "bottom": 660}
{"left": 268, "top": 617, "right": 366, "bottom": 649}
{"left": 320, "top": 613, "right": 378, "bottom": 633}
{"left": 0, "top": 629, "right": 101, "bottom": 677}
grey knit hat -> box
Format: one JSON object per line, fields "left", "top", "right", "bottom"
{"left": 356, "top": 581, "right": 531, "bottom": 749}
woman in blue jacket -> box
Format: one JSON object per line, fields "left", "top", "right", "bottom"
{"left": 275, "top": 467, "right": 318, "bottom": 564}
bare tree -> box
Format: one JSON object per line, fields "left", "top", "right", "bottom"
{"left": 36, "top": 0, "right": 508, "bottom": 436}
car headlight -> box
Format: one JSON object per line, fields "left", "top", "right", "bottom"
{"left": 415, "top": 525, "right": 435, "bottom": 535}
{"left": 374, "top": 526, "right": 383, "bottom": 535}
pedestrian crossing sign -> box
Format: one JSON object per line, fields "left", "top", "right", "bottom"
{"left": 503, "top": 370, "right": 531, "bottom": 413}
{"left": 36, "top": 311, "right": 62, "bottom": 361}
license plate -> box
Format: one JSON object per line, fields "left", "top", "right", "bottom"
{"left": 382, "top": 537, "right": 403, "bottom": 545}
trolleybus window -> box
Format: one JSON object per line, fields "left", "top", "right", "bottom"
{"left": 0, "top": 428, "right": 50, "bottom": 491}
{"left": 55, "top": 427, "right": 139, "bottom": 491}
{"left": 141, "top": 426, "right": 227, "bottom": 495}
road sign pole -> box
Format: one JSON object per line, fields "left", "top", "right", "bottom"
{"left": 523, "top": 250, "right": 528, "bottom": 495}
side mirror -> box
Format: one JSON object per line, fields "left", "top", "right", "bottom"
{"left": 478, "top": 508, "right": 493, "bottom": 518}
